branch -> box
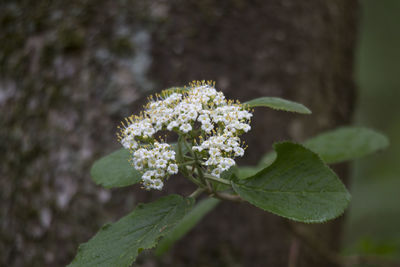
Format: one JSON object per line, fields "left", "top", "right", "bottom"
{"left": 203, "top": 174, "right": 231, "bottom": 185}
{"left": 211, "top": 192, "right": 243, "bottom": 202}
{"left": 188, "top": 188, "right": 205, "bottom": 199}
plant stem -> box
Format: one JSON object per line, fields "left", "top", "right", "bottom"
{"left": 188, "top": 188, "right": 205, "bottom": 199}
{"left": 203, "top": 174, "right": 231, "bottom": 185}
{"left": 194, "top": 156, "right": 206, "bottom": 184}
{"left": 186, "top": 173, "right": 204, "bottom": 188}
{"left": 177, "top": 135, "right": 190, "bottom": 177}
{"left": 205, "top": 179, "right": 213, "bottom": 193}
{"left": 183, "top": 137, "right": 195, "bottom": 157}
{"left": 212, "top": 192, "right": 243, "bottom": 202}
{"left": 177, "top": 135, "right": 184, "bottom": 162}
{"left": 178, "top": 160, "right": 196, "bottom": 166}
{"left": 183, "top": 136, "right": 207, "bottom": 185}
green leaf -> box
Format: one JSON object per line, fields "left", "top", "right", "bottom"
{"left": 174, "top": 138, "right": 190, "bottom": 160}
{"left": 244, "top": 97, "right": 311, "bottom": 114}
{"left": 90, "top": 149, "right": 141, "bottom": 188}
{"left": 90, "top": 143, "right": 186, "bottom": 189}
{"left": 232, "top": 142, "right": 350, "bottom": 223}
{"left": 237, "top": 165, "right": 265, "bottom": 179}
{"left": 257, "top": 151, "right": 277, "bottom": 170}
{"left": 68, "top": 195, "right": 194, "bottom": 267}
{"left": 303, "top": 127, "right": 389, "bottom": 164}
{"left": 257, "top": 127, "right": 389, "bottom": 167}
{"left": 170, "top": 142, "right": 189, "bottom": 156}
{"left": 155, "top": 198, "right": 220, "bottom": 256}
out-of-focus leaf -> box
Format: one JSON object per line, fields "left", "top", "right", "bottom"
{"left": 90, "top": 142, "right": 187, "bottom": 189}
{"left": 155, "top": 198, "right": 220, "bottom": 256}
{"left": 90, "top": 149, "right": 141, "bottom": 188}
{"left": 258, "top": 127, "right": 389, "bottom": 167}
{"left": 304, "top": 127, "right": 389, "bottom": 164}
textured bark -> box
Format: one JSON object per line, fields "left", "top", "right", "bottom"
{"left": 0, "top": 0, "right": 357, "bottom": 266}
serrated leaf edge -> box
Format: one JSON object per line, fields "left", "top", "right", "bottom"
{"left": 232, "top": 142, "right": 351, "bottom": 223}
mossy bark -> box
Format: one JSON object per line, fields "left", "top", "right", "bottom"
{"left": 1, "top": 1, "right": 357, "bottom": 266}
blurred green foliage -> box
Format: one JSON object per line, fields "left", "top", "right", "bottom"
{"left": 343, "top": 0, "right": 400, "bottom": 260}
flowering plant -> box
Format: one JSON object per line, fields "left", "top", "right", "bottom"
{"left": 69, "top": 81, "right": 388, "bottom": 267}
{"left": 117, "top": 81, "right": 252, "bottom": 193}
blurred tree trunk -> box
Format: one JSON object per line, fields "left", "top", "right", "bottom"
{"left": 0, "top": 1, "right": 357, "bottom": 267}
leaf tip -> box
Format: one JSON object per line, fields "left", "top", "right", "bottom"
{"left": 302, "top": 106, "right": 312, "bottom": 114}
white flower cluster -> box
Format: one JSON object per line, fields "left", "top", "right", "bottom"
{"left": 118, "top": 81, "right": 253, "bottom": 190}
{"left": 193, "top": 135, "right": 245, "bottom": 178}
{"left": 132, "top": 142, "right": 178, "bottom": 190}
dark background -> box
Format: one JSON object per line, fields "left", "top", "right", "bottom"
{"left": 0, "top": 0, "right": 398, "bottom": 266}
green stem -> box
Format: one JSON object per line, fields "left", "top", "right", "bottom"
{"left": 187, "top": 174, "right": 204, "bottom": 188}
{"left": 178, "top": 160, "right": 196, "bottom": 166}
{"left": 183, "top": 136, "right": 207, "bottom": 185}
{"left": 183, "top": 137, "right": 195, "bottom": 157}
{"left": 188, "top": 187, "right": 205, "bottom": 199}
{"left": 204, "top": 174, "right": 231, "bottom": 185}
{"left": 205, "top": 179, "right": 213, "bottom": 193}
{"left": 177, "top": 136, "right": 190, "bottom": 177}
{"left": 212, "top": 192, "right": 243, "bottom": 202}
{"left": 194, "top": 157, "right": 205, "bottom": 183}
{"left": 177, "top": 135, "right": 184, "bottom": 162}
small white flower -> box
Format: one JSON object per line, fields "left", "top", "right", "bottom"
{"left": 204, "top": 156, "right": 220, "bottom": 166}
{"left": 192, "top": 146, "right": 203, "bottom": 152}
{"left": 213, "top": 92, "right": 225, "bottom": 104}
{"left": 143, "top": 127, "right": 155, "bottom": 137}
{"left": 202, "top": 140, "right": 210, "bottom": 148}
{"left": 178, "top": 114, "right": 190, "bottom": 123}
{"left": 156, "top": 159, "right": 168, "bottom": 169}
{"left": 211, "top": 167, "right": 222, "bottom": 178}
{"left": 167, "top": 163, "right": 179, "bottom": 174}
{"left": 222, "top": 144, "right": 232, "bottom": 152}
{"left": 134, "top": 160, "right": 144, "bottom": 170}
{"left": 209, "top": 147, "right": 221, "bottom": 158}
{"left": 180, "top": 123, "right": 192, "bottom": 133}
{"left": 241, "top": 124, "right": 251, "bottom": 132}
{"left": 155, "top": 169, "right": 165, "bottom": 178}
{"left": 142, "top": 170, "right": 155, "bottom": 182}
{"left": 167, "top": 120, "right": 179, "bottom": 131}
{"left": 223, "top": 158, "right": 235, "bottom": 167}
{"left": 234, "top": 146, "right": 244, "bottom": 157}
{"left": 218, "top": 161, "right": 230, "bottom": 171}
{"left": 152, "top": 179, "right": 164, "bottom": 190}
{"left": 121, "top": 135, "right": 137, "bottom": 149}
{"left": 163, "top": 150, "right": 176, "bottom": 160}
{"left": 198, "top": 114, "right": 210, "bottom": 124}
{"left": 131, "top": 126, "right": 142, "bottom": 136}
{"left": 134, "top": 148, "right": 146, "bottom": 158}
{"left": 187, "top": 110, "right": 198, "bottom": 120}
{"left": 201, "top": 121, "right": 213, "bottom": 133}
{"left": 147, "top": 157, "right": 157, "bottom": 168}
